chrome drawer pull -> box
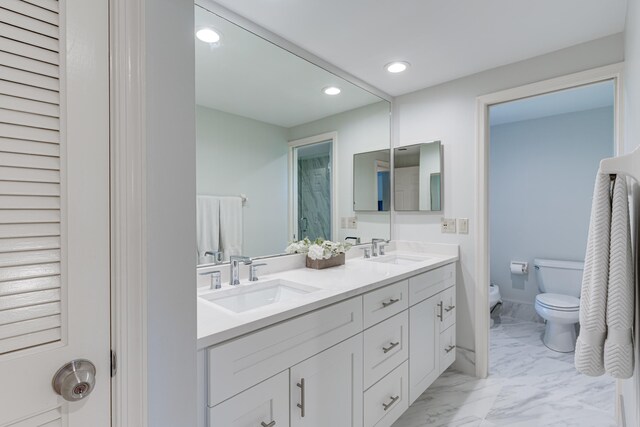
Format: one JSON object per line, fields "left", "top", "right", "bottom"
{"left": 382, "top": 341, "right": 400, "bottom": 353}
{"left": 261, "top": 422, "right": 276, "bottom": 427}
{"left": 445, "top": 305, "right": 455, "bottom": 312}
{"left": 296, "top": 378, "right": 305, "bottom": 417}
{"left": 437, "top": 302, "right": 443, "bottom": 320}
{"left": 445, "top": 345, "right": 456, "bottom": 353}
{"left": 382, "top": 395, "right": 399, "bottom": 411}
{"left": 382, "top": 298, "right": 400, "bottom": 308}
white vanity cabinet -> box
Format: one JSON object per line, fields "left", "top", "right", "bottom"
{"left": 208, "top": 371, "right": 289, "bottom": 427}
{"left": 290, "top": 335, "right": 364, "bottom": 427}
{"left": 201, "top": 260, "right": 457, "bottom": 427}
{"left": 408, "top": 294, "right": 440, "bottom": 404}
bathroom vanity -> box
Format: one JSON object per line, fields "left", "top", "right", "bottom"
{"left": 196, "top": 242, "right": 458, "bottom": 427}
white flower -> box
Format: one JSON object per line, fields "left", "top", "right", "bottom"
{"left": 285, "top": 242, "right": 300, "bottom": 254}
{"left": 307, "top": 244, "right": 326, "bottom": 260}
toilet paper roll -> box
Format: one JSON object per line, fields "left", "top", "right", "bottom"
{"left": 510, "top": 262, "right": 528, "bottom": 275}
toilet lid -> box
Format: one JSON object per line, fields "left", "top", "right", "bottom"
{"left": 536, "top": 293, "right": 580, "bottom": 310}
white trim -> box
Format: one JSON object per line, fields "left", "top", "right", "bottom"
{"left": 475, "top": 62, "right": 625, "bottom": 379}
{"left": 194, "top": 0, "right": 392, "bottom": 103}
{"left": 110, "top": 0, "right": 147, "bottom": 425}
{"left": 288, "top": 132, "right": 339, "bottom": 242}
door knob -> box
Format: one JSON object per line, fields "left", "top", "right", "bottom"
{"left": 52, "top": 359, "right": 96, "bottom": 402}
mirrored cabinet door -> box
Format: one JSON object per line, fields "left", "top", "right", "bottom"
{"left": 394, "top": 141, "right": 443, "bottom": 212}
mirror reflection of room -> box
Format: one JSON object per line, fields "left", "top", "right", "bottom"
{"left": 194, "top": 6, "right": 391, "bottom": 265}
{"left": 394, "top": 141, "right": 442, "bottom": 211}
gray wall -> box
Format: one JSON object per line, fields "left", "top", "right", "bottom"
{"left": 145, "top": 0, "right": 196, "bottom": 425}
{"left": 393, "top": 33, "right": 624, "bottom": 374}
{"left": 621, "top": 0, "right": 640, "bottom": 423}
{"left": 489, "top": 107, "right": 614, "bottom": 304}
{"left": 196, "top": 106, "right": 289, "bottom": 257}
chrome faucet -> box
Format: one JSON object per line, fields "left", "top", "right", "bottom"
{"left": 229, "top": 256, "right": 252, "bottom": 286}
{"left": 371, "top": 238, "right": 389, "bottom": 257}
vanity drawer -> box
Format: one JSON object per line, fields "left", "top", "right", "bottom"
{"left": 439, "top": 285, "right": 456, "bottom": 332}
{"left": 364, "top": 360, "right": 409, "bottom": 427}
{"left": 439, "top": 324, "right": 456, "bottom": 374}
{"left": 207, "top": 297, "right": 363, "bottom": 406}
{"left": 363, "top": 311, "right": 409, "bottom": 389}
{"left": 363, "top": 280, "right": 409, "bottom": 329}
{"left": 409, "top": 263, "right": 455, "bottom": 306}
{"left": 208, "top": 371, "right": 289, "bottom": 427}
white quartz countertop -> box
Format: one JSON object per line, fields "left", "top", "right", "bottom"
{"left": 197, "top": 243, "right": 458, "bottom": 350}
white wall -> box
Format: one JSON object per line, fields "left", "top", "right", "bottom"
{"left": 288, "top": 101, "right": 392, "bottom": 242}
{"left": 621, "top": 1, "right": 640, "bottom": 424}
{"left": 145, "top": 0, "right": 196, "bottom": 425}
{"left": 393, "top": 33, "right": 624, "bottom": 374}
{"left": 196, "top": 106, "right": 289, "bottom": 257}
{"left": 490, "top": 107, "right": 614, "bottom": 304}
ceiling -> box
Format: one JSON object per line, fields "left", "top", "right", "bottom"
{"left": 489, "top": 80, "right": 614, "bottom": 126}
{"left": 195, "top": 6, "right": 384, "bottom": 128}
{"left": 209, "top": 0, "right": 628, "bottom": 97}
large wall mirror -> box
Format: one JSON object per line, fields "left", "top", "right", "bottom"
{"left": 195, "top": 4, "right": 391, "bottom": 265}
{"left": 394, "top": 141, "right": 443, "bottom": 211}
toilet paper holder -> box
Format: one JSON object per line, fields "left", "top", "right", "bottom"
{"left": 510, "top": 261, "right": 528, "bottom": 275}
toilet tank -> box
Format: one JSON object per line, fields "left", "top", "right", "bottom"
{"left": 534, "top": 258, "right": 585, "bottom": 297}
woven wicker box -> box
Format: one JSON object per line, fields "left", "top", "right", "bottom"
{"left": 305, "top": 253, "right": 346, "bottom": 270}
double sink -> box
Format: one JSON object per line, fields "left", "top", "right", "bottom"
{"left": 199, "top": 253, "right": 432, "bottom": 314}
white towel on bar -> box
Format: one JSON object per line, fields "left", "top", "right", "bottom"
{"left": 604, "top": 176, "right": 634, "bottom": 378}
{"left": 575, "top": 173, "right": 611, "bottom": 376}
{"left": 575, "top": 174, "right": 635, "bottom": 379}
{"left": 196, "top": 195, "right": 220, "bottom": 262}
{"left": 219, "top": 196, "right": 243, "bottom": 259}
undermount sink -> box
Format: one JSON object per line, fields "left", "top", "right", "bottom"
{"left": 368, "top": 254, "right": 432, "bottom": 265}
{"left": 200, "top": 279, "right": 320, "bottom": 313}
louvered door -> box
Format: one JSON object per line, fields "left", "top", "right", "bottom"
{"left": 0, "top": 0, "right": 110, "bottom": 425}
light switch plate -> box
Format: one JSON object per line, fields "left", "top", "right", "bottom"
{"left": 341, "top": 217, "right": 347, "bottom": 229}
{"left": 458, "top": 218, "right": 469, "bottom": 234}
{"left": 441, "top": 218, "right": 456, "bottom": 233}
{"left": 348, "top": 216, "right": 358, "bottom": 229}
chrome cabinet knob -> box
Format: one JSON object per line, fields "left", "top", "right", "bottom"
{"left": 52, "top": 359, "right": 96, "bottom": 402}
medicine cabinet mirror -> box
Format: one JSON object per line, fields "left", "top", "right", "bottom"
{"left": 394, "top": 141, "right": 443, "bottom": 212}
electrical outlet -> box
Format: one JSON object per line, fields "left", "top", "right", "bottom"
{"left": 458, "top": 218, "right": 469, "bottom": 234}
{"left": 441, "top": 217, "right": 456, "bottom": 233}
{"left": 341, "top": 217, "right": 347, "bottom": 229}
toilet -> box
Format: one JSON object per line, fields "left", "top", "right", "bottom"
{"left": 534, "top": 258, "right": 584, "bottom": 353}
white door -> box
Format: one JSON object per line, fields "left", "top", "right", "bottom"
{"left": 408, "top": 294, "right": 439, "bottom": 404}
{"left": 0, "top": 0, "right": 110, "bottom": 425}
{"left": 290, "top": 335, "right": 363, "bottom": 427}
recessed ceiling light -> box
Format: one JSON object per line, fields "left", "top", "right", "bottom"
{"left": 323, "top": 86, "right": 341, "bottom": 96}
{"left": 196, "top": 28, "right": 220, "bottom": 43}
{"left": 385, "top": 61, "right": 410, "bottom": 73}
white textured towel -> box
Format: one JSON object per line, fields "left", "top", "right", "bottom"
{"left": 575, "top": 174, "right": 635, "bottom": 379}
{"left": 219, "top": 196, "right": 243, "bottom": 259}
{"left": 604, "top": 177, "right": 634, "bottom": 378}
{"left": 196, "top": 195, "right": 220, "bottom": 262}
{"left": 575, "top": 173, "right": 611, "bottom": 376}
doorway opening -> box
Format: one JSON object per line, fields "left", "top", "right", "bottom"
{"left": 475, "top": 64, "right": 623, "bottom": 425}
{"left": 289, "top": 133, "right": 337, "bottom": 242}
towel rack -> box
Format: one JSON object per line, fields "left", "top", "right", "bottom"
{"left": 198, "top": 194, "right": 248, "bottom": 205}
{"left": 599, "top": 146, "right": 640, "bottom": 182}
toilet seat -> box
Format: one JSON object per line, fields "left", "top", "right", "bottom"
{"left": 535, "top": 293, "right": 580, "bottom": 311}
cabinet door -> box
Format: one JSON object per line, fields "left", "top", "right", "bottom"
{"left": 209, "top": 371, "right": 289, "bottom": 427}
{"left": 290, "top": 335, "right": 363, "bottom": 427}
{"left": 408, "top": 293, "right": 439, "bottom": 404}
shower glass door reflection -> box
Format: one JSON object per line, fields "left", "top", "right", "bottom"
{"left": 293, "top": 140, "right": 333, "bottom": 241}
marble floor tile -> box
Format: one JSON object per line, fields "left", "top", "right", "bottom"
{"left": 392, "top": 317, "right": 616, "bottom": 427}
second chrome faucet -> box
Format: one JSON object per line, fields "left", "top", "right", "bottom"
{"left": 229, "top": 255, "right": 252, "bottom": 286}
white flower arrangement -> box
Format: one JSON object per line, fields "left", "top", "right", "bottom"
{"left": 286, "top": 237, "right": 352, "bottom": 260}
